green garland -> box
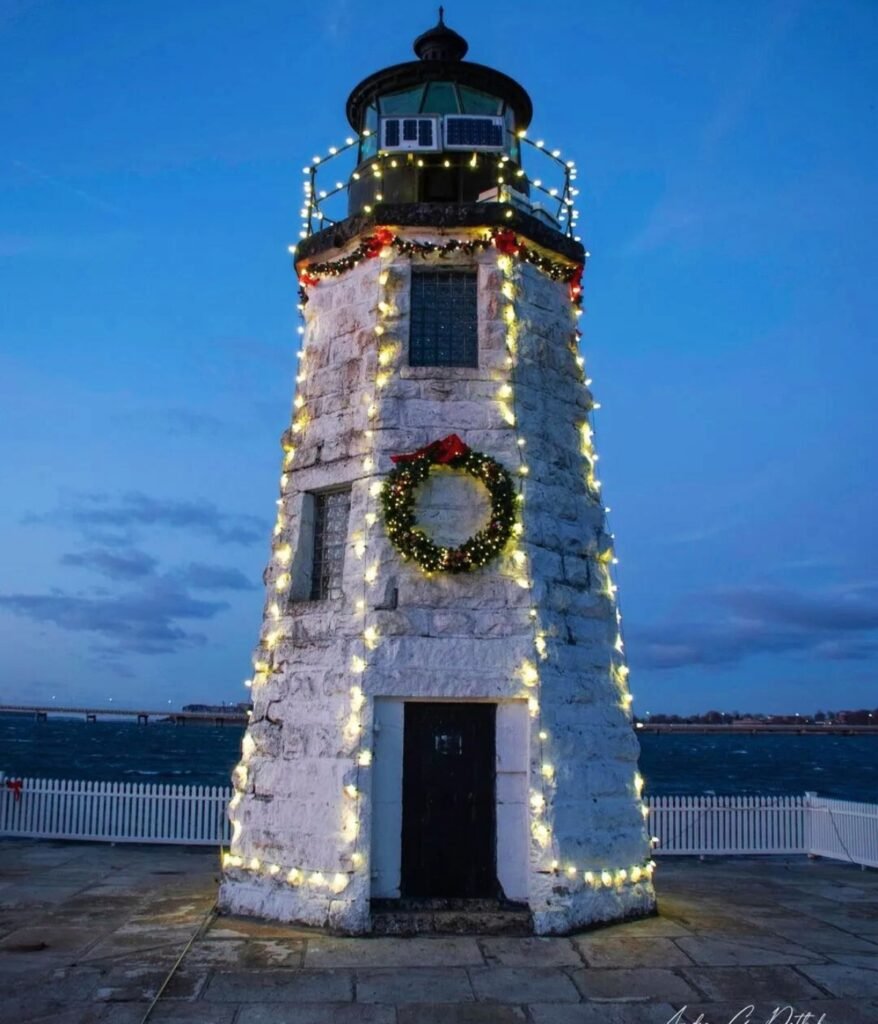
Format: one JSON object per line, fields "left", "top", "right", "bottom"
{"left": 299, "top": 230, "right": 581, "bottom": 285}
{"left": 381, "top": 448, "right": 517, "bottom": 574}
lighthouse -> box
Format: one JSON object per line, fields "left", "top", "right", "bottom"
{"left": 219, "top": 12, "right": 656, "bottom": 935}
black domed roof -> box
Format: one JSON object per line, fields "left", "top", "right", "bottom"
{"left": 413, "top": 8, "right": 469, "bottom": 61}
{"left": 345, "top": 12, "right": 533, "bottom": 132}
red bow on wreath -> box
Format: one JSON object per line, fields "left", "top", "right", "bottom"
{"left": 493, "top": 229, "right": 520, "bottom": 255}
{"left": 391, "top": 434, "right": 470, "bottom": 465}
{"left": 5, "top": 779, "right": 22, "bottom": 802}
{"left": 364, "top": 227, "right": 395, "bottom": 259}
{"left": 299, "top": 271, "right": 320, "bottom": 288}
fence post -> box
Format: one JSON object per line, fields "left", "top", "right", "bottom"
{"left": 804, "top": 790, "right": 817, "bottom": 859}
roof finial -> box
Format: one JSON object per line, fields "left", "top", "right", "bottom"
{"left": 413, "top": 9, "right": 468, "bottom": 61}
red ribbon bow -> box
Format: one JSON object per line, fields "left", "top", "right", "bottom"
{"left": 493, "top": 229, "right": 520, "bottom": 255}
{"left": 391, "top": 434, "right": 470, "bottom": 465}
{"left": 365, "top": 227, "right": 395, "bottom": 259}
{"left": 299, "top": 271, "right": 320, "bottom": 288}
{"left": 5, "top": 779, "right": 22, "bottom": 802}
{"left": 569, "top": 264, "right": 584, "bottom": 302}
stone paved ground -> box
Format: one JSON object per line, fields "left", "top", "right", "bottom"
{"left": 1, "top": 840, "right": 876, "bottom": 1023}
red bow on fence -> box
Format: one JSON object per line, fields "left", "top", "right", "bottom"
{"left": 5, "top": 779, "right": 22, "bottom": 802}
{"left": 391, "top": 434, "right": 470, "bottom": 465}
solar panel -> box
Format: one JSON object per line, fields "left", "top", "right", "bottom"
{"left": 384, "top": 120, "right": 400, "bottom": 147}
{"left": 380, "top": 117, "right": 440, "bottom": 152}
{"left": 444, "top": 116, "right": 505, "bottom": 151}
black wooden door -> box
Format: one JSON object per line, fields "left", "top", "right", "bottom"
{"left": 401, "top": 702, "right": 497, "bottom": 898}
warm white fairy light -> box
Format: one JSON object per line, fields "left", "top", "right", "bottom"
{"left": 230, "top": 139, "right": 648, "bottom": 903}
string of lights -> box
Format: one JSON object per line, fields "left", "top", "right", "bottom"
{"left": 295, "top": 126, "right": 582, "bottom": 242}
{"left": 226, "top": 224, "right": 654, "bottom": 897}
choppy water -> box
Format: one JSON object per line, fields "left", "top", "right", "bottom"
{"left": 1, "top": 715, "right": 876, "bottom": 802}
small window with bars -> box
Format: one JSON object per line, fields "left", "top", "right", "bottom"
{"left": 309, "top": 488, "right": 351, "bottom": 601}
{"left": 409, "top": 268, "right": 478, "bottom": 368}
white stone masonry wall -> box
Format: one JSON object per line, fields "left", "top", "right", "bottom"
{"left": 219, "top": 226, "right": 655, "bottom": 934}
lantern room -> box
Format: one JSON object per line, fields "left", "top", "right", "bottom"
{"left": 345, "top": 10, "right": 533, "bottom": 212}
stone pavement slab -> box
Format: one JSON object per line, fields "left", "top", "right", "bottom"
{"left": 306, "top": 934, "right": 483, "bottom": 968}
{"left": 674, "top": 934, "right": 825, "bottom": 966}
{"left": 397, "top": 1006, "right": 527, "bottom": 1023}
{"left": 203, "top": 968, "right": 353, "bottom": 1002}
{"left": 468, "top": 966, "right": 581, "bottom": 1003}
{"left": 528, "top": 1004, "right": 678, "bottom": 1023}
{"left": 93, "top": 964, "right": 208, "bottom": 1002}
{"left": 185, "top": 936, "right": 304, "bottom": 968}
{"left": 569, "top": 965, "right": 702, "bottom": 1002}
{"left": 573, "top": 934, "right": 694, "bottom": 968}
{"left": 2, "top": 841, "right": 878, "bottom": 1023}
{"left": 677, "top": 1001, "right": 878, "bottom": 1024}
{"left": 478, "top": 936, "right": 582, "bottom": 966}
{"left": 357, "top": 966, "right": 475, "bottom": 1003}
{"left": 679, "top": 964, "right": 827, "bottom": 1002}
{"left": 235, "top": 1006, "right": 396, "bottom": 1024}
{"left": 797, "top": 961, "right": 878, "bottom": 997}
{"left": 98, "top": 1005, "right": 239, "bottom": 1024}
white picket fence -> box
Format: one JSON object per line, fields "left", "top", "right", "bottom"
{"left": 648, "top": 794, "right": 807, "bottom": 856}
{"left": 0, "top": 780, "right": 875, "bottom": 867}
{"left": 806, "top": 794, "right": 878, "bottom": 868}
{"left": 0, "top": 778, "right": 230, "bottom": 846}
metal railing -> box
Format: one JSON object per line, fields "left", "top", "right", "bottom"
{"left": 296, "top": 130, "right": 581, "bottom": 241}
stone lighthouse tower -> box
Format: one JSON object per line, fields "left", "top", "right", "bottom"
{"left": 220, "top": 12, "right": 656, "bottom": 935}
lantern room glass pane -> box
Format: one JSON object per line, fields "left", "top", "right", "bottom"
{"left": 379, "top": 86, "right": 425, "bottom": 114}
{"left": 310, "top": 488, "right": 351, "bottom": 601}
{"left": 360, "top": 103, "right": 379, "bottom": 160}
{"left": 421, "top": 81, "right": 460, "bottom": 114}
{"left": 409, "top": 269, "right": 478, "bottom": 368}
{"left": 458, "top": 86, "right": 502, "bottom": 115}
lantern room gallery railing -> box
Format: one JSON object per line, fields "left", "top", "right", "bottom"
{"left": 296, "top": 131, "right": 582, "bottom": 242}
{"left": 0, "top": 779, "right": 875, "bottom": 869}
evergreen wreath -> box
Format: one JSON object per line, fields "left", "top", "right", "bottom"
{"left": 381, "top": 434, "right": 517, "bottom": 574}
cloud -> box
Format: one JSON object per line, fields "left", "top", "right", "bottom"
{"left": 61, "top": 548, "right": 158, "bottom": 581}
{"left": 60, "top": 544, "right": 254, "bottom": 592}
{"left": 161, "top": 408, "right": 227, "bottom": 436}
{"left": 631, "top": 582, "right": 878, "bottom": 670}
{"left": 12, "top": 159, "right": 124, "bottom": 216}
{"left": 173, "top": 562, "right": 257, "bottom": 592}
{"left": 717, "top": 584, "right": 878, "bottom": 633}
{"left": 30, "top": 491, "right": 266, "bottom": 546}
{"left": 0, "top": 579, "right": 228, "bottom": 655}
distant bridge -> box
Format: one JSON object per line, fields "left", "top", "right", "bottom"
{"left": 0, "top": 704, "right": 248, "bottom": 726}
{"left": 2, "top": 705, "right": 875, "bottom": 734}
{"left": 636, "top": 722, "right": 878, "bottom": 735}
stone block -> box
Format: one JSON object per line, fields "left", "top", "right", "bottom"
{"left": 356, "top": 968, "right": 475, "bottom": 1003}
{"left": 569, "top": 965, "right": 700, "bottom": 1002}
{"left": 478, "top": 937, "right": 582, "bottom": 967}
{"left": 204, "top": 969, "right": 354, "bottom": 1002}
{"left": 397, "top": 1008, "right": 526, "bottom": 1024}
{"left": 305, "top": 936, "right": 483, "bottom": 968}
{"left": 468, "top": 966, "right": 580, "bottom": 1003}
{"left": 529, "top": 1006, "right": 679, "bottom": 1024}
{"left": 679, "top": 965, "right": 826, "bottom": 1002}
{"left": 236, "top": 1008, "right": 394, "bottom": 1024}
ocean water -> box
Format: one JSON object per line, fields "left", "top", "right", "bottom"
{"left": 1, "top": 715, "right": 876, "bottom": 802}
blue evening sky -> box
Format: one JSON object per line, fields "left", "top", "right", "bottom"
{"left": 1, "top": 0, "right": 876, "bottom": 715}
